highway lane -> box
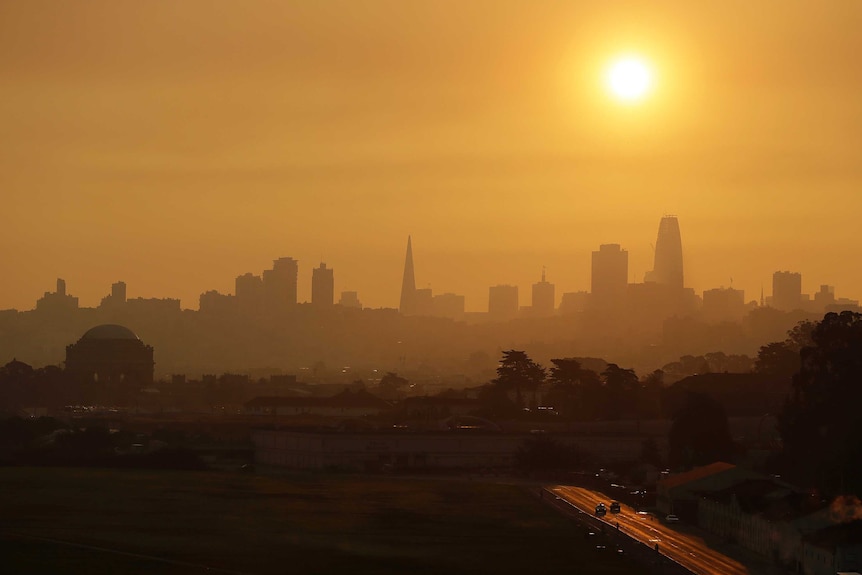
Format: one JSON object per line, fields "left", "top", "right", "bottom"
{"left": 549, "top": 485, "right": 752, "bottom": 575}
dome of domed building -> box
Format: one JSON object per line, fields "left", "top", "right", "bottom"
{"left": 80, "top": 324, "right": 140, "bottom": 341}
{"left": 66, "top": 325, "right": 154, "bottom": 402}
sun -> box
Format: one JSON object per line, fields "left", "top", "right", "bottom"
{"left": 605, "top": 57, "right": 653, "bottom": 103}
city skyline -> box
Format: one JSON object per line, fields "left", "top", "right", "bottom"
{"left": 6, "top": 217, "right": 858, "bottom": 315}
{"left": 3, "top": 2, "right": 862, "bottom": 312}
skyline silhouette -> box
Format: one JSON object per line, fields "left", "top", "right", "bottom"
{"left": 2, "top": 2, "right": 862, "bottom": 314}
{"left": 2, "top": 215, "right": 858, "bottom": 316}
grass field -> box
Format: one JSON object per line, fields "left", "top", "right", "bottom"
{"left": 0, "top": 467, "right": 650, "bottom": 574}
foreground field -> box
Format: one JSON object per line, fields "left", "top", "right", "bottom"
{"left": 0, "top": 467, "right": 648, "bottom": 574}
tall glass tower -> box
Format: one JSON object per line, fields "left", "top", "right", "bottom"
{"left": 649, "top": 216, "right": 684, "bottom": 290}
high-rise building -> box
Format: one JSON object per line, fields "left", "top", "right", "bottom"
{"left": 199, "top": 290, "right": 236, "bottom": 315}
{"left": 531, "top": 269, "right": 555, "bottom": 317}
{"left": 412, "top": 287, "right": 433, "bottom": 316}
{"left": 646, "top": 215, "right": 684, "bottom": 289}
{"left": 311, "top": 262, "right": 334, "bottom": 307}
{"left": 432, "top": 293, "right": 465, "bottom": 320}
{"left": 814, "top": 285, "right": 836, "bottom": 312}
{"left": 399, "top": 236, "right": 417, "bottom": 315}
{"left": 263, "top": 257, "right": 298, "bottom": 311}
{"left": 236, "top": 272, "right": 264, "bottom": 315}
{"left": 100, "top": 281, "right": 127, "bottom": 309}
{"left": 488, "top": 285, "right": 519, "bottom": 321}
{"left": 772, "top": 271, "right": 802, "bottom": 311}
{"left": 559, "top": 291, "right": 590, "bottom": 315}
{"left": 338, "top": 291, "right": 362, "bottom": 309}
{"left": 702, "top": 287, "right": 745, "bottom": 323}
{"left": 112, "top": 281, "right": 126, "bottom": 303}
{"left": 35, "top": 278, "right": 79, "bottom": 314}
{"left": 591, "top": 244, "right": 628, "bottom": 306}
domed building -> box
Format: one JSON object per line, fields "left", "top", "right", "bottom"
{"left": 65, "top": 324, "right": 154, "bottom": 387}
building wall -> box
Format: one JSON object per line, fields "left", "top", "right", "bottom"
{"left": 591, "top": 244, "right": 628, "bottom": 307}
{"left": 312, "top": 263, "right": 334, "bottom": 307}
{"left": 251, "top": 429, "right": 666, "bottom": 472}
{"left": 488, "top": 285, "right": 518, "bottom": 321}
{"left": 773, "top": 271, "right": 802, "bottom": 311}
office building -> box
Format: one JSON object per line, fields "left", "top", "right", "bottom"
{"left": 559, "top": 291, "right": 590, "bottom": 315}
{"left": 432, "top": 293, "right": 465, "bottom": 320}
{"left": 702, "top": 287, "right": 745, "bottom": 323}
{"left": 531, "top": 269, "right": 555, "bottom": 317}
{"left": 35, "top": 278, "right": 79, "bottom": 314}
{"left": 772, "top": 271, "right": 802, "bottom": 311}
{"left": 488, "top": 285, "right": 519, "bottom": 321}
{"left": 263, "top": 257, "right": 298, "bottom": 311}
{"left": 646, "top": 215, "right": 684, "bottom": 289}
{"left": 311, "top": 263, "right": 334, "bottom": 307}
{"left": 591, "top": 244, "right": 628, "bottom": 307}
{"left": 236, "top": 272, "right": 264, "bottom": 315}
{"left": 338, "top": 291, "right": 362, "bottom": 309}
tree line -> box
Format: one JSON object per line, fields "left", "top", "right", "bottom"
{"left": 478, "top": 350, "right": 665, "bottom": 421}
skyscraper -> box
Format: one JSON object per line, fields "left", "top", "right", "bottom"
{"left": 531, "top": 268, "right": 555, "bottom": 317}
{"left": 311, "top": 262, "right": 334, "bottom": 307}
{"left": 772, "top": 271, "right": 802, "bottom": 311}
{"left": 647, "top": 215, "right": 684, "bottom": 289}
{"left": 702, "top": 286, "right": 745, "bottom": 323}
{"left": 263, "top": 257, "right": 298, "bottom": 312}
{"left": 488, "top": 285, "right": 519, "bottom": 321}
{"left": 399, "top": 236, "right": 417, "bottom": 315}
{"left": 235, "top": 272, "right": 264, "bottom": 315}
{"left": 339, "top": 291, "right": 362, "bottom": 309}
{"left": 591, "top": 244, "right": 628, "bottom": 306}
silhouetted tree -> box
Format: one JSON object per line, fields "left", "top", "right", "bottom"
{"left": 491, "top": 350, "right": 545, "bottom": 408}
{"left": 548, "top": 358, "right": 582, "bottom": 388}
{"left": 787, "top": 320, "right": 816, "bottom": 350}
{"left": 601, "top": 364, "right": 640, "bottom": 420}
{"left": 546, "top": 359, "right": 581, "bottom": 418}
{"left": 755, "top": 319, "right": 817, "bottom": 380}
{"left": 754, "top": 342, "right": 799, "bottom": 379}
{"left": 642, "top": 369, "right": 664, "bottom": 388}
{"left": 668, "top": 392, "right": 735, "bottom": 470}
{"left": 543, "top": 358, "right": 605, "bottom": 420}
{"left": 778, "top": 311, "right": 862, "bottom": 496}
{"left": 639, "top": 370, "right": 664, "bottom": 418}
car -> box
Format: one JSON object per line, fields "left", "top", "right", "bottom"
{"left": 610, "top": 501, "right": 621, "bottom": 514}
{"left": 595, "top": 503, "right": 607, "bottom": 516}
{"left": 665, "top": 514, "right": 680, "bottom": 523}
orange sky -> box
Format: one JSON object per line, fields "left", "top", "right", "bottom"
{"left": 2, "top": 1, "right": 861, "bottom": 312}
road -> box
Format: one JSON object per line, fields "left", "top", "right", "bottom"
{"left": 549, "top": 485, "right": 752, "bottom": 575}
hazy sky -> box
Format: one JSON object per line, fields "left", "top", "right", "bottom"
{"left": 2, "top": 1, "right": 861, "bottom": 311}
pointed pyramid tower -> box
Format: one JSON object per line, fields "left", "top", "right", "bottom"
{"left": 399, "top": 236, "right": 416, "bottom": 315}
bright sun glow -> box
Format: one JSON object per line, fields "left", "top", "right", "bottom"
{"left": 605, "top": 57, "right": 653, "bottom": 103}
